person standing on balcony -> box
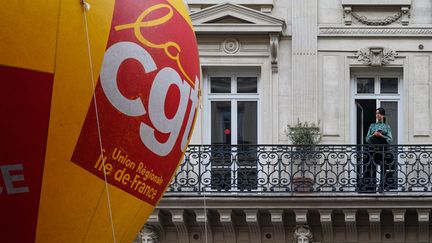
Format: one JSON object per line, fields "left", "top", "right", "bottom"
{"left": 361, "top": 107, "right": 394, "bottom": 192}
{"left": 365, "top": 108, "right": 393, "bottom": 145}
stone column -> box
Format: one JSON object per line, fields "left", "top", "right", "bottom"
{"left": 393, "top": 209, "right": 406, "bottom": 243}
{"left": 343, "top": 209, "right": 357, "bottom": 242}
{"left": 218, "top": 209, "right": 236, "bottom": 243}
{"left": 172, "top": 210, "right": 189, "bottom": 243}
{"left": 270, "top": 33, "right": 280, "bottom": 142}
{"left": 245, "top": 209, "right": 261, "bottom": 243}
{"left": 319, "top": 210, "right": 333, "bottom": 242}
{"left": 195, "top": 209, "right": 213, "bottom": 243}
{"left": 368, "top": 209, "right": 381, "bottom": 242}
{"left": 270, "top": 209, "right": 285, "bottom": 242}
{"left": 291, "top": 0, "right": 318, "bottom": 123}
{"left": 417, "top": 209, "right": 430, "bottom": 243}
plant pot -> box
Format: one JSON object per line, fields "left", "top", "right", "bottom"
{"left": 293, "top": 176, "right": 314, "bottom": 192}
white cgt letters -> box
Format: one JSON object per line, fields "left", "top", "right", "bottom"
{"left": 100, "top": 41, "right": 198, "bottom": 156}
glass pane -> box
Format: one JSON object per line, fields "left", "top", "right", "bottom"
{"left": 211, "top": 101, "right": 231, "bottom": 144}
{"left": 357, "top": 78, "right": 375, "bottom": 94}
{"left": 378, "top": 101, "right": 398, "bottom": 190}
{"left": 237, "top": 77, "right": 257, "bottom": 93}
{"left": 210, "top": 77, "right": 231, "bottom": 93}
{"left": 380, "top": 78, "right": 398, "bottom": 94}
{"left": 380, "top": 101, "right": 398, "bottom": 144}
{"left": 237, "top": 101, "right": 257, "bottom": 144}
{"left": 211, "top": 101, "right": 232, "bottom": 191}
{"left": 237, "top": 101, "right": 258, "bottom": 191}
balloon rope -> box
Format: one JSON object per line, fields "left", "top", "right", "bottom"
{"left": 82, "top": 2, "right": 117, "bottom": 243}
{"left": 199, "top": 86, "right": 208, "bottom": 243}
{"left": 203, "top": 190, "right": 208, "bottom": 243}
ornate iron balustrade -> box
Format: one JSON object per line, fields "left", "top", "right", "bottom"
{"left": 166, "top": 144, "right": 432, "bottom": 195}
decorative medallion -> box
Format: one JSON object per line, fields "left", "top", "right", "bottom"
{"left": 223, "top": 38, "right": 240, "bottom": 54}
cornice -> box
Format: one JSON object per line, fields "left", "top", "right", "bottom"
{"left": 191, "top": 3, "right": 286, "bottom": 35}
{"left": 319, "top": 26, "right": 432, "bottom": 37}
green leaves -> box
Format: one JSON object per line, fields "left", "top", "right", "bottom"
{"left": 286, "top": 120, "right": 321, "bottom": 145}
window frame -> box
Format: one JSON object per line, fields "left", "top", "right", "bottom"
{"left": 355, "top": 76, "right": 400, "bottom": 96}
{"left": 203, "top": 70, "right": 261, "bottom": 145}
{"left": 351, "top": 72, "right": 403, "bottom": 145}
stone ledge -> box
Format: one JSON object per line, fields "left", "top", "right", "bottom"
{"left": 188, "top": 0, "right": 274, "bottom": 5}
{"left": 158, "top": 196, "right": 432, "bottom": 209}
{"left": 341, "top": 0, "right": 411, "bottom": 6}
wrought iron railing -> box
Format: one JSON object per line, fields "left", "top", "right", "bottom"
{"left": 166, "top": 144, "right": 432, "bottom": 195}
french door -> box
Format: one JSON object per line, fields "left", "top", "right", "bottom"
{"left": 207, "top": 75, "right": 259, "bottom": 191}
{"left": 353, "top": 74, "right": 402, "bottom": 191}
{"left": 354, "top": 76, "right": 401, "bottom": 145}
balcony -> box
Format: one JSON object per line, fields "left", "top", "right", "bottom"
{"left": 166, "top": 144, "right": 432, "bottom": 196}
{"left": 153, "top": 144, "right": 432, "bottom": 242}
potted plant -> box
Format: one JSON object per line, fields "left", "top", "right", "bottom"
{"left": 286, "top": 120, "right": 321, "bottom": 192}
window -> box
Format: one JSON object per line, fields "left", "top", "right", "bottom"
{"left": 354, "top": 75, "right": 401, "bottom": 144}
{"left": 353, "top": 74, "right": 402, "bottom": 192}
{"left": 206, "top": 72, "right": 260, "bottom": 191}
{"left": 208, "top": 75, "right": 259, "bottom": 145}
{"left": 380, "top": 78, "right": 398, "bottom": 94}
{"left": 210, "top": 77, "right": 231, "bottom": 93}
{"left": 357, "top": 78, "right": 374, "bottom": 94}
{"left": 237, "top": 77, "right": 258, "bottom": 93}
{"left": 355, "top": 76, "right": 399, "bottom": 95}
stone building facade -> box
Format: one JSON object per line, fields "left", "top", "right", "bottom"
{"left": 137, "top": 0, "right": 432, "bottom": 242}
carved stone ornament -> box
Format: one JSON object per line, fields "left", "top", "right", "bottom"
{"left": 356, "top": 47, "right": 398, "bottom": 66}
{"left": 222, "top": 38, "right": 240, "bottom": 54}
{"left": 139, "top": 224, "right": 159, "bottom": 243}
{"left": 343, "top": 6, "right": 410, "bottom": 26}
{"left": 294, "top": 225, "right": 313, "bottom": 243}
{"left": 352, "top": 11, "right": 402, "bottom": 26}
{"left": 343, "top": 6, "right": 353, "bottom": 25}
{"left": 320, "top": 27, "right": 432, "bottom": 36}
{"left": 270, "top": 34, "right": 279, "bottom": 73}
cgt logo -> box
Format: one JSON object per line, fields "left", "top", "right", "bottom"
{"left": 98, "top": 2, "right": 200, "bottom": 157}
{"left": 71, "top": 0, "right": 200, "bottom": 205}
{"left": 100, "top": 41, "right": 198, "bottom": 156}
